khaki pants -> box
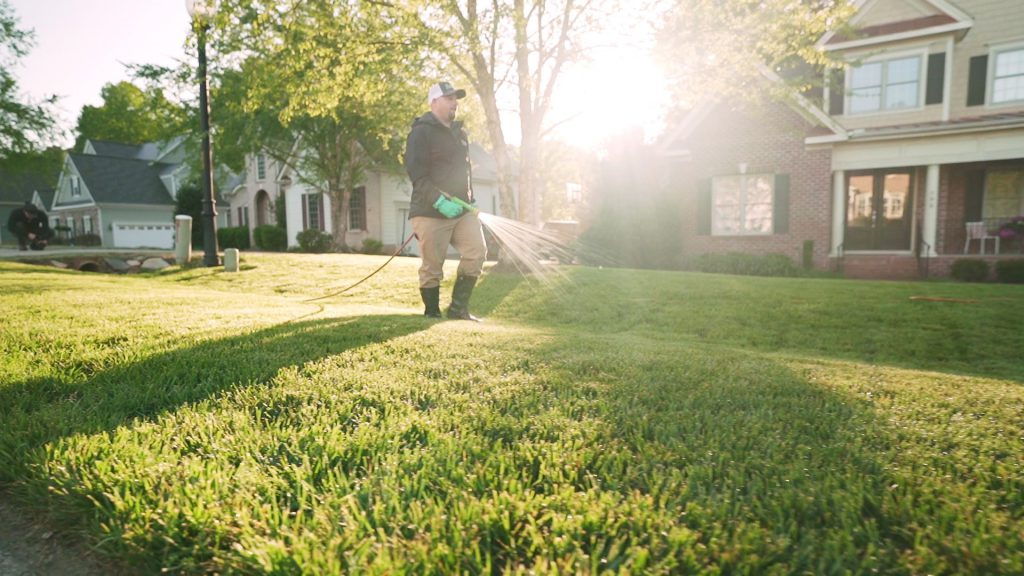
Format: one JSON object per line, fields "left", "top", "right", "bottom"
{"left": 411, "top": 213, "right": 486, "bottom": 288}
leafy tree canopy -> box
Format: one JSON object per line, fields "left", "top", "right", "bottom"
{"left": 0, "top": 0, "right": 58, "bottom": 158}
{"left": 74, "top": 80, "right": 188, "bottom": 152}
{"left": 656, "top": 0, "right": 855, "bottom": 107}
{"left": 206, "top": 0, "right": 431, "bottom": 248}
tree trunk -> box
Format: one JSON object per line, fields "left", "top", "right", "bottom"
{"left": 329, "top": 185, "right": 350, "bottom": 251}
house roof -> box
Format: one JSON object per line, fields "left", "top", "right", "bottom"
{"left": 87, "top": 140, "right": 147, "bottom": 159}
{"left": 825, "top": 14, "right": 957, "bottom": 45}
{"left": 818, "top": 0, "right": 973, "bottom": 51}
{"left": 35, "top": 189, "right": 56, "bottom": 209}
{"left": 0, "top": 168, "right": 59, "bottom": 204}
{"left": 86, "top": 137, "right": 186, "bottom": 163}
{"left": 839, "top": 110, "right": 1024, "bottom": 141}
{"left": 68, "top": 153, "right": 175, "bottom": 206}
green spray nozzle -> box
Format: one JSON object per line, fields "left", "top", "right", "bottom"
{"left": 443, "top": 193, "right": 480, "bottom": 214}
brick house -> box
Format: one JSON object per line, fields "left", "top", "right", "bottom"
{"left": 661, "top": 0, "right": 1024, "bottom": 279}
{"left": 659, "top": 96, "right": 837, "bottom": 271}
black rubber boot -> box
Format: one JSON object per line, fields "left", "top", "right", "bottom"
{"left": 420, "top": 287, "right": 442, "bottom": 318}
{"left": 447, "top": 275, "right": 482, "bottom": 322}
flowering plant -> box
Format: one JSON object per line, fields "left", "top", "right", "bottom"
{"left": 998, "top": 216, "right": 1024, "bottom": 239}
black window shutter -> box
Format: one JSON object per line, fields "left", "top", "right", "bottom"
{"left": 697, "top": 179, "right": 712, "bottom": 235}
{"left": 828, "top": 69, "right": 845, "bottom": 115}
{"left": 964, "top": 170, "right": 985, "bottom": 222}
{"left": 317, "top": 194, "right": 326, "bottom": 230}
{"left": 967, "top": 55, "right": 988, "bottom": 106}
{"left": 301, "top": 194, "right": 308, "bottom": 229}
{"left": 773, "top": 174, "right": 790, "bottom": 235}
{"left": 925, "top": 53, "right": 945, "bottom": 105}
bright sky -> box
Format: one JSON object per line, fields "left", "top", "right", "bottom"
{"left": 10, "top": 0, "right": 192, "bottom": 149}
{"left": 9, "top": 0, "right": 670, "bottom": 151}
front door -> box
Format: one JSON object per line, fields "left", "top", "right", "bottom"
{"left": 845, "top": 170, "right": 914, "bottom": 251}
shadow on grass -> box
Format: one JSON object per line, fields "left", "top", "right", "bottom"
{"left": 508, "top": 336, "right": 1012, "bottom": 574}
{"left": 0, "top": 314, "right": 429, "bottom": 483}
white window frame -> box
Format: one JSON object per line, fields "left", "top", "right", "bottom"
{"left": 304, "top": 193, "right": 322, "bottom": 231}
{"left": 711, "top": 173, "right": 775, "bottom": 236}
{"left": 83, "top": 215, "right": 93, "bottom": 234}
{"left": 256, "top": 154, "right": 267, "bottom": 181}
{"left": 989, "top": 41, "right": 1024, "bottom": 106}
{"left": 70, "top": 175, "right": 81, "bottom": 197}
{"left": 845, "top": 49, "right": 926, "bottom": 115}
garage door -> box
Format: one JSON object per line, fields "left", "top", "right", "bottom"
{"left": 112, "top": 222, "right": 175, "bottom": 248}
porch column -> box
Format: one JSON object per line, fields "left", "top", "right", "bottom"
{"left": 830, "top": 170, "right": 845, "bottom": 256}
{"left": 922, "top": 164, "right": 939, "bottom": 257}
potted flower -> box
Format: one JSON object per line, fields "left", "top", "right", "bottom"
{"left": 999, "top": 216, "right": 1024, "bottom": 239}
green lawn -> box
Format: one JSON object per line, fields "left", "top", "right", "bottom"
{"left": 1, "top": 253, "right": 1022, "bottom": 574}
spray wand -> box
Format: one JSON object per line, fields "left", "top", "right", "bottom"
{"left": 441, "top": 192, "right": 480, "bottom": 214}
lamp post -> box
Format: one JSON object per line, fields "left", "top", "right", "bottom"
{"left": 186, "top": 0, "right": 220, "bottom": 266}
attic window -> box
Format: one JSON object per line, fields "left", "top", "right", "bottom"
{"left": 70, "top": 175, "right": 82, "bottom": 197}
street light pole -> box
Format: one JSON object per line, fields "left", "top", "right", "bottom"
{"left": 187, "top": 0, "right": 219, "bottom": 266}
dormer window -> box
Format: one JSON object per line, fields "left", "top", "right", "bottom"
{"left": 992, "top": 46, "right": 1024, "bottom": 104}
{"left": 848, "top": 54, "right": 922, "bottom": 114}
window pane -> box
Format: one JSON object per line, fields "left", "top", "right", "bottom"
{"left": 745, "top": 176, "right": 773, "bottom": 204}
{"left": 847, "top": 175, "right": 874, "bottom": 223}
{"left": 984, "top": 170, "right": 1024, "bottom": 219}
{"left": 887, "top": 57, "right": 919, "bottom": 83}
{"left": 882, "top": 174, "right": 910, "bottom": 221}
{"left": 850, "top": 62, "right": 882, "bottom": 88}
{"left": 885, "top": 82, "right": 919, "bottom": 109}
{"left": 849, "top": 87, "right": 881, "bottom": 113}
{"left": 712, "top": 176, "right": 741, "bottom": 234}
{"left": 713, "top": 176, "right": 741, "bottom": 206}
{"left": 995, "top": 49, "right": 1024, "bottom": 77}
{"left": 993, "top": 76, "right": 1024, "bottom": 103}
{"left": 713, "top": 208, "right": 741, "bottom": 234}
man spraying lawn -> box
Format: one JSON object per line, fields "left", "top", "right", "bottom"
{"left": 404, "top": 81, "right": 486, "bottom": 322}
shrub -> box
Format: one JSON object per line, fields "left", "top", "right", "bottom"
{"left": 994, "top": 259, "right": 1024, "bottom": 284}
{"left": 217, "top": 226, "right": 251, "bottom": 250}
{"left": 296, "top": 229, "right": 334, "bottom": 253}
{"left": 950, "top": 258, "right": 989, "bottom": 282}
{"left": 253, "top": 225, "right": 287, "bottom": 252}
{"left": 75, "top": 233, "right": 102, "bottom": 246}
{"left": 361, "top": 238, "right": 384, "bottom": 255}
{"left": 690, "top": 252, "right": 799, "bottom": 277}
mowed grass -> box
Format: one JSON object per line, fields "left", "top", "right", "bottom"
{"left": 1, "top": 253, "right": 1022, "bottom": 574}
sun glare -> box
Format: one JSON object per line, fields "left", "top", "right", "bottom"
{"left": 551, "top": 45, "right": 671, "bottom": 150}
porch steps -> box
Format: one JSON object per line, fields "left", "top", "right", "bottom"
{"left": 840, "top": 255, "right": 921, "bottom": 280}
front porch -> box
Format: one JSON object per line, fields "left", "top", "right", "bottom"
{"left": 828, "top": 159, "right": 1024, "bottom": 280}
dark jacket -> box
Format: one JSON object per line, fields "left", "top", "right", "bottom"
{"left": 7, "top": 205, "right": 52, "bottom": 240}
{"left": 404, "top": 111, "right": 472, "bottom": 219}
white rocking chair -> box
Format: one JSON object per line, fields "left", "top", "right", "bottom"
{"left": 963, "top": 221, "right": 1000, "bottom": 254}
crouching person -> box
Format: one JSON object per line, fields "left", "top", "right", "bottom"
{"left": 7, "top": 202, "right": 54, "bottom": 251}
